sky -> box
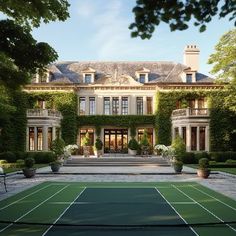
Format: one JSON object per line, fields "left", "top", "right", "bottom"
{"left": 5, "top": 0, "right": 236, "bottom": 76}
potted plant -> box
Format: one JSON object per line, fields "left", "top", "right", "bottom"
{"left": 22, "top": 157, "right": 36, "bottom": 178}
{"left": 197, "top": 158, "right": 210, "bottom": 178}
{"left": 128, "top": 138, "right": 139, "bottom": 156}
{"left": 94, "top": 138, "right": 103, "bottom": 157}
{"left": 81, "top": 132, "right": 90, "bottom": 157}
{"left": 173, "top": 159, "right": 183, "bottom": 173}
{"left": 50, "top": 138, "right": 65, "bottom": 172}
{"left": 140, "top": 129, "right": 150, "bottom": 156}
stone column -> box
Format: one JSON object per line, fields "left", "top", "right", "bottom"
{"left": 43, "top": 126, "right": 48, "bottom": 151}
{"left": 186, "top": 125, "right": 191, "bottom": 152}
{"left": 179, "top": 126, "right": 183, "bottom": 138}
{"left": 52, "top": 126, "right": 56, "bottom": 140}
{"left": 196, "top": 126, "right": 200, "bottom": 151}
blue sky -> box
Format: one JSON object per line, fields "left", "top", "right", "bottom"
{"left": 4, "top": 0, "right": 236, "bottom": 76}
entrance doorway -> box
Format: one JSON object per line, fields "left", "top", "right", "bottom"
{"left": 104, "top": 129, "right": 128, "bottom": 153}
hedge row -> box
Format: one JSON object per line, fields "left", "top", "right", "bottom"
{"left": 180, "top": 151, "right": 236, "bottom": 164}
{"left": 0, "top": 151, "right": 56, "bottom": 164}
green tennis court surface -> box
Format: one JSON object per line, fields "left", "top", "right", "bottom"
{"left": 0, "top": 182, "right": 235, "bottom": 236}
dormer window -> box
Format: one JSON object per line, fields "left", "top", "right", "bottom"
{"left": 186, "top": 74, "right": 193, "bottom": 83}
{"left": 136, "top": 67, "right": 150, "bottom": 83}
{"left": 82, "top": 67, "right": 96, "bottom": 84}
{"left": 35, "top": 69, "right": 50, "bottom": 83}
{"left": 139, "top": 74, "right": 146, "bottom": 83}
{"left": 85, "top": 74, "right": 92, "bottom": 84}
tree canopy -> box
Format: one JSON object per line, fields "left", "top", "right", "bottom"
{"left": 129, "top": 0, "right": 236, "bottom": 39}
{"left": 208, "top": 29, "right": 236, "bottom": 112}
{"left": 0, "top": 0, "right": 70, "bottom": 89}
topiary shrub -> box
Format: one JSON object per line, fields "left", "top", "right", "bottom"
{"left": 33, "top": 152, "right": 56, "bottom": 164}
{"left": 171, "top": 136, "right": 186, "bottom": 161}
{"left": 181, "top": 152, "right": 196, "bottom": 164}
{"left": 24, "top": 157, "right": 35, "bottom": 168}
{"left": 198, "top": 158, "right": 209, "bottom": 170}
{"left": 94, "top": 138, "right": 103, "bottom": 151}
{"left": 51, "top": 138, "right": 65, "bottom": 158}
{"left": 128, "top": 138, "right": 139, "bottom": 150}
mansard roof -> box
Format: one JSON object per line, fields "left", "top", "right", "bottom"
{"left": 43, "top": 61, "right": 213, "bottom": 85}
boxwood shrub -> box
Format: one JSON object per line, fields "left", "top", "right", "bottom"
{"left": 26, "top": 152, "right": 56, "bottom": 164}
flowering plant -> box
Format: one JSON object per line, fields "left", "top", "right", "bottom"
{"left": 154, "top": 144, "right": 169, "bottom": 156}
{"left": 63, "top": 144, "right": 78, "bottom": 159}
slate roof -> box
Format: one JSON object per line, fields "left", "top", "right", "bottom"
{"left": 34, "top": 61, "right": 214, "bottom": 84}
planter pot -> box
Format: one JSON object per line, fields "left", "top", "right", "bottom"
{"left": 50, "top": 163, "right": 61, "bottom": 173}
{"left": 197, "top": 169, "right": 210, "bottom": 178}
{"left": 128, "top": 149, "right": 137, "bottom": 156}
{"left": 173, "top": 164, "right": 183, "bottom": 173}
{"left": 83, "top": 146, "right": 90, "bottom": 157}
{"left": 22, "top": 168, "right": 36, "bottom": 178}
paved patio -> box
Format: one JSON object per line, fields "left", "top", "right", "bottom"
{"left": 0, "top": 156, "right": 236, "bottom": 201}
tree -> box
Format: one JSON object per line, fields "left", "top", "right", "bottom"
{"left": 0, "top": 0, "right": 70, "bottom": 88}
{"left": 208, "top": 29, "right": 236, "bottom": 112}
{"left": 129, "top": 0, "right": 236, "bottom": 39}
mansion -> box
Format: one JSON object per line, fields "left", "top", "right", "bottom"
{"left": 24, "top": 45, "right": 223, "bottom": 154}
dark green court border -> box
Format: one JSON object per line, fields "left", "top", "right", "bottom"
{"left": 0, "top": 182, "right": 235, "bottom": 236}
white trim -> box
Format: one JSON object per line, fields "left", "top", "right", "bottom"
{"left": 155, "top": 187, "right": 199, "bottom": 235}
{"left": 42, "top": 187, "right": 86, "bottom": 236}
{"left": 172, "top": 185, "right": 236, "bottom": 232}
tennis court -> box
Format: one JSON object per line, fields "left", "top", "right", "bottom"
{"left": 0, "top": 182, "right": 235, "bottom": 235}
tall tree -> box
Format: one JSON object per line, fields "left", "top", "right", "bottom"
{"left": 129, "top": 0, "right": 236, "bottom": 39}
{"left": 0, "top": 0, "right": 70, "bottom": 88}
{"left": 208, "top": 29, "right": 236, "bottom": 112}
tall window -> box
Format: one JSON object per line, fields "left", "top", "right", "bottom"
{"left": 121, "top": 97, "right": 128, "bottom": 115}
{"left": 139, "top": 74, "right": 146, "bottom": 83}
{"left": 186, "top": 74, "right": 192, "bottom": 83}
{"left": 182, "top": 127, "right": 186, "bottom": 145}
{"left": 79, "top": 97, "right": 86, "bottom": 115}
{"left": 80, "top": 129, "right": 94, "bottom": 146}
{"left": 89, "top": 97, "right": 95, "bottom": 115}
{"left": 147, "top": 97, "right": 153, "bottom": 114}
{"left": 104, "top": 97, "right": 110, "bottom": 115}
{"left": 48, "top": 127, "right": 52, "bottom": 150}
{"left": 37, "top": 127, "right": 43, "bottom": 151}
{"left": 138, "top": 128, "right": 153, "bottom": 145}
{"left": 29, "top": 127, "right": 35, "bottom": 151}
{"left": 112, "top": 97, "right": 119, "bottom": 115}
{"left": 84, "top": 74, "right": 92, "bottom": 83}
{"left": 136, "top": 97, "right": 143, "bottom": 115}
{"left": 199, "top": 127, "right": 206, "bottom": 150}
{"left": 191, "top": 127, "right": 197, "bottom": 151}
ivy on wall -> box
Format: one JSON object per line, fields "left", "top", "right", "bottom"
{"left": 155, "top": 90, "right": 236, "bottom": 151}
{"left": 0, "top": 89, "right": 27, "bottom": 152}
{"left": 27, "top": 92, "right": 78, "bottom": 145}
{"left": 77, "top": 115, "right": 155, "bottom": 128}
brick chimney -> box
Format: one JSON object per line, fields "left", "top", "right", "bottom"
{"left": 183, "top": 45, "right": 200, "bottom": 71}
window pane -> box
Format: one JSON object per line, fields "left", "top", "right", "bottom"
{"left": 147, "top": 97, "right": 153, "bottom": 114}
{"left": 121, "top": 97, "right": 128, "bottom": 115}
{"left": 191, "top": 127, "right": 197, "bottom": 151}
{"left": 112, "top": 97, "right": 119, "bottom": 115}
{"left": 199, "top": 127, "right": 206, "bottom": 151}
{"left": 137, "top": 128, "right": 153, "bottom": 145}
{"left": 79, "top": 97, "right": 86, "bottom": 115}
{"left": 80, "top": 128, "right": 94, "bottom": 146}
{"left": 136, "top": 97, "right": 143, "bottom": 115}
{"left": 186, "top": 74, "right": 192, "bottom": 83}
{"left": 37, "top": 127, "right": 43, "bottom": 151}
{"left": 29, "top": 127, "right": 35, "bottom": 151}
{"left": 48, "top": 127, "right": 52, "bottom": 150}
{"left": 104, "top": 97, "right": 110, "bottom": 115}
{"left": 85, "top": 74, "right": 92, "bottom": 83}
{"left": 89, "top": 97, "right": 95, "bottom": 115}
{"left": 139, "top": 74, "right": 146, "bottom": 83}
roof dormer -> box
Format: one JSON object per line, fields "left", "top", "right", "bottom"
{"left": 35, "top": 69, "right": 50, "bottom": 83}
{"left": 82, "top": 67, "right": 96, "bottom": 84}
{"left": 135, "top": 67, "right": 150, "bottom": 83}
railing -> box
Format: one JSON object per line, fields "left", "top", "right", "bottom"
{"left": 172, "top": 108, "right": 209, "bottom": 117}
{"left": 27, "top": 109, "right": 62, "bottom": 118}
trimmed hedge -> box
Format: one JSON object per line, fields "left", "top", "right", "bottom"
{"left": 210, "top": 152, "right": 236, "bottom": 162}
{"left": 26, "top": 152, "right": 56, "bottom": 164}
{"left": 0, "top": 151, "right": 16, "bottom": 163}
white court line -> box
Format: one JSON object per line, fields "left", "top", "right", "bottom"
{"left": 42, "top": 187, "right": 86, "bottom": 236}
{"left": 155, "top": 188, "right": 199, "bottom": 236}
{"left": 190, "top": 185, "right": 236, "bottom": 211}
{"left": 0, "top": 185, "right": 69, "bottom": 233}
{"left": 170, "top": 202, "right": 197, "bottom": 205}
{"left": 172, "top": 185, "right": 236, "bottom": 232}
{"left": 0, "top": 184, "right": 55, "bottom": 211}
